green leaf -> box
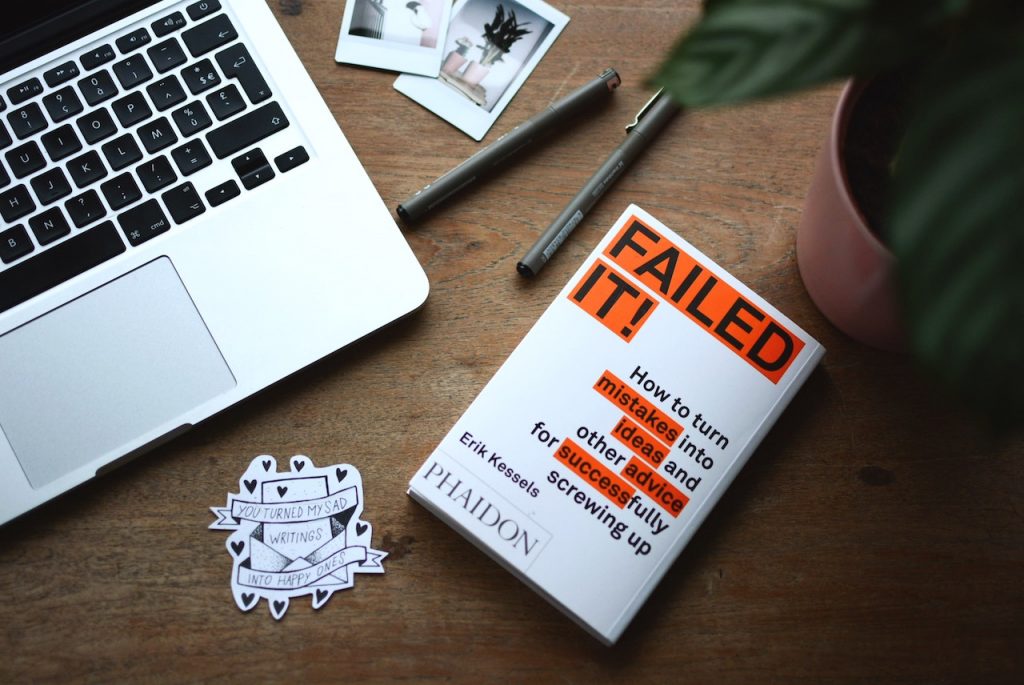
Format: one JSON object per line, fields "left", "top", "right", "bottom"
{"left": 888, "top": 37, "right": 1024, "bottom": 423}
{"left": 651, "top": 0, "right": 968, "bottom": 107}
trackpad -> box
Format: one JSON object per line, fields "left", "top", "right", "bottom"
{"left": 0, "top": 258, "right": 235, "bottom": 488}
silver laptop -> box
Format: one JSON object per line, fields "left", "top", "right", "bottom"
{"left": 0, "top": 0, "right": 428, "bottom": 525}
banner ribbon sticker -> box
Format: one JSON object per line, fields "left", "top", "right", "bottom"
{"left": 212, "top": 489, "right": 355, "bottom": 526}
{"left": 210, "top": 455, "right": 387, "bottom": 620}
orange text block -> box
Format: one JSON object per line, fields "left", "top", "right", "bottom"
{"left": 621, "top": 457, "right": 689, "bottom": 517}
{"left": 569, "top": 259, "right": 657, "bottom": 342}
{"left": 553, "top": 438, "right": 635, "bottom": 508}
{"left": 603, "top": 216, "right": 805, "bottom": 383}
{"left": 611, "top": 415, "right": 670, "bottom": 467}
{"left": 593, "top": 370, "right": 682, "bottom": 446}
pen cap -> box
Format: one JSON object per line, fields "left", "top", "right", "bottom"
{"left": 549, "top": 68, "right": 622, "bottom": 118}
{"left": 626, "top": 90, "right": 681, "bottom": 141}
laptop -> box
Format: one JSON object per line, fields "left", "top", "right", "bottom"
{"left": 0, "top": 0, "right": 429, "bottom": 525}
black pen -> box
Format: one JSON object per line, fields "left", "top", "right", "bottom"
{"left": 517, "top": 89, "right": 681, "bottom": 277}
{"left": 397, "top": 68, "right": 622, "bottom": 223}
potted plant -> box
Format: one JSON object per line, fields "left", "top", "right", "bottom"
{"left": 462, "top": 3, "right": 531, "bottom": 86}
{"left": 652, "top": 0, "right": 1024, "bottom": 424}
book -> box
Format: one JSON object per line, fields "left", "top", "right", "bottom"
{"left": 408, "top": 205, "right": 825, "bottom": 644}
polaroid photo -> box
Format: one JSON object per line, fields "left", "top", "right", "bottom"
{"left": 393, "top": 0, "right": 569, "bottom": 140}
{"left": 336, "top": 0, "right": 455, "bottom": 76}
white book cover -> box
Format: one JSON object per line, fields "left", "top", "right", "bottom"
{"left": 409, "top": 205, "right": 825, "bottom": 644}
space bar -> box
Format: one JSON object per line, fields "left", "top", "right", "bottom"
{"left": 0, "top": 221, "right": 126, "bottom": 314}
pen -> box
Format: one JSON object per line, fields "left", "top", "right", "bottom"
{"left": 396, "top": 68, "right": 622, "bottom": 223}
{"left": 517, "top": 89, "right": 681, "bottom": 277}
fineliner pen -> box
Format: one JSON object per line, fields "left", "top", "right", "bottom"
{"left": 517, "top": 90, "right": 681, "bottom": 277}
{"left": 396, "top": 68, "right": 622, "bottom": 223}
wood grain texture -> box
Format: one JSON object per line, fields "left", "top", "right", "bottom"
{"left": 2, "top": 1, "right": 1022, "bottom": 682}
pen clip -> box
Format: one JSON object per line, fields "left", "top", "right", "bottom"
{"left": 625, "top": 89, "right": 665, "bottom": 133}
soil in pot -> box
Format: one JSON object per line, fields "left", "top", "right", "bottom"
{"left": 842, "top": 68, "right": 917, "bottom": 241}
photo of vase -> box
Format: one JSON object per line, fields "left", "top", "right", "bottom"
{"left": 441, "top": 37, "right": 474, "bottom": 75}
{"left": 428, "top": 0, "right": 557, "bottom": 114}
{"left": 438, "top": 3, "right": 533, "bottom": 103}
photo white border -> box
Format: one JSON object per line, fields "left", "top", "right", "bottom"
{"left": 392, "top": 0, "right": 569, "bottom": 140}
{"left": 335, "top": 0, "right": 454, "bottom": 77}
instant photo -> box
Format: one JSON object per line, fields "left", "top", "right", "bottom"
{"left": 394, "top": 0, "right": 568, "bottom": 140}
{"left": 336, "top": 0, "right": 454, "bottom": 76}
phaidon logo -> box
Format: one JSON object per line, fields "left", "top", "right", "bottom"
{"left": 421, "top": 460, "right": 546, "bottom": 559}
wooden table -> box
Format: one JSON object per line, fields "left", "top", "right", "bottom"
{"left": 3, "top": 1, "right": 1022, "bottom": 682}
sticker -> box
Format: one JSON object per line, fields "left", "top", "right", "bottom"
{"left": 210, "top": 455, "right": 386, "bottom": 619}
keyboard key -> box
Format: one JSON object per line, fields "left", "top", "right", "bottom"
{"left": 66, "top": 189, "right": 106, "bottom": 227}
{"left": 207, "top": 102, "right": 288, "bottom": 159}
{"left": 30, "top": 168, "right": 72, "bottom": 205}
{"left": 1, "top": 185, "right": 36, "bottom": 222}
{"left": 42, "top": 87, "right": 84, "bottom": 122}
{"left": 0, "top": 225, "right": 33, "bottom": 264}
{"left": 0, "top": 221, "right": 126, "bottom": 314}
{"left": 101, "top": 134, "right": 143, "bottom": 171}
{"left": 136, "top": 156, "right": 177, "bottom": 193}
{"left": 152, "top": 12, "right": 186, "bottom": 38}
{"left": 206, "top": 84, "right": 245, "bottom": 121}
{"left": 41, "top": 125, "right": 83, "bottom": 162}
{"left": 112, "top": 55, "right": 153, "bottom": 89}
{"left": 171, "top": 101, "right": 212, "bottom": 137}
{"left": 205, "top": 179, "right": 239, "bottom": 207}
{"left": 44, "top": 61, "right": 80, "bottom": 88}
{"left": 231, "top": 148, "right": 273, "bottom": 189}
{"left": 77, "top": 108, "right": 117, "bottom": 144}
{"left": 0, "top": 164, "right": 10, "bottom": 189}
{"left": 67, "top": 150, "right": 108, "bottom": 188}
{"left": 171, "top": 140, "right": 212, "bottom": 176}
{"left": 0, "top": 121, "right": 11, "bottom": 150}
{"left": 187, "top": 0, "right": 222, "bottom": 21}
{"left": 275, "top": 146, "right": 309, "bottom": 173}
{"left": 81, "top": 44, "right": 116, "bottom": 70}
{"left": 111, "top": 92, "right": 152, "bottom": 128}
{"left": 78, "top": 70, "right": 118, "bottom": 106}
{"left": 0, "top": 184, "right": 36, "bottom": 222}
{"left": 100, "top": 173, "right": 142, "bottom": 210}
{"left": 6, "top": 141, "right": 46, "bottom": 179}
{"left": 28, "top": 207, "right": 71, "bottom": 245}
{"left": 216, "top": 44, "right": 271, "bottom": 104}
{"left": 148, "top": 38, "right": 187, "bottom": 73}
{"left": 162, "top": 181, "right": 205, "bottom": 223}
{"left": 241, "top": 163, "right": 274, "bottom": 190}
{"left": 7, "top": 103, "right": 48, "bottom": 139}
{"left": 118, "top": 199, "right": 170, "bottom": 246}
{"left": 183, "top": 14, "right": 237, "bottom": 57}
{"left": 138, "top": 117, "right": 178, "bottom": 153}
{"left": 7, "top": 78, "right": 43, "bottom": 106}
{"left": 116, "top": 28, "right": 152, "bottom": 54}
{"left": 147, "top": 75, "right": 187, "bottom": 111}
{"left": 181, "top": 59, "right": 221, "bottom": 95}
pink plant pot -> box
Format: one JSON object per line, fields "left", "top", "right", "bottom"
{"left": 462, "top": 61, "right": 490, "bottom": 87}
{"left": 441, "top": 51, "right": 467, "bottom": 76}
{"left": 796, "top": 80, "right": 905, "bottom": 351}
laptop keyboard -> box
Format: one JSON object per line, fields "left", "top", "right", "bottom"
{"left": 0, "top": 0, "right": 309, "bottom": 314}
